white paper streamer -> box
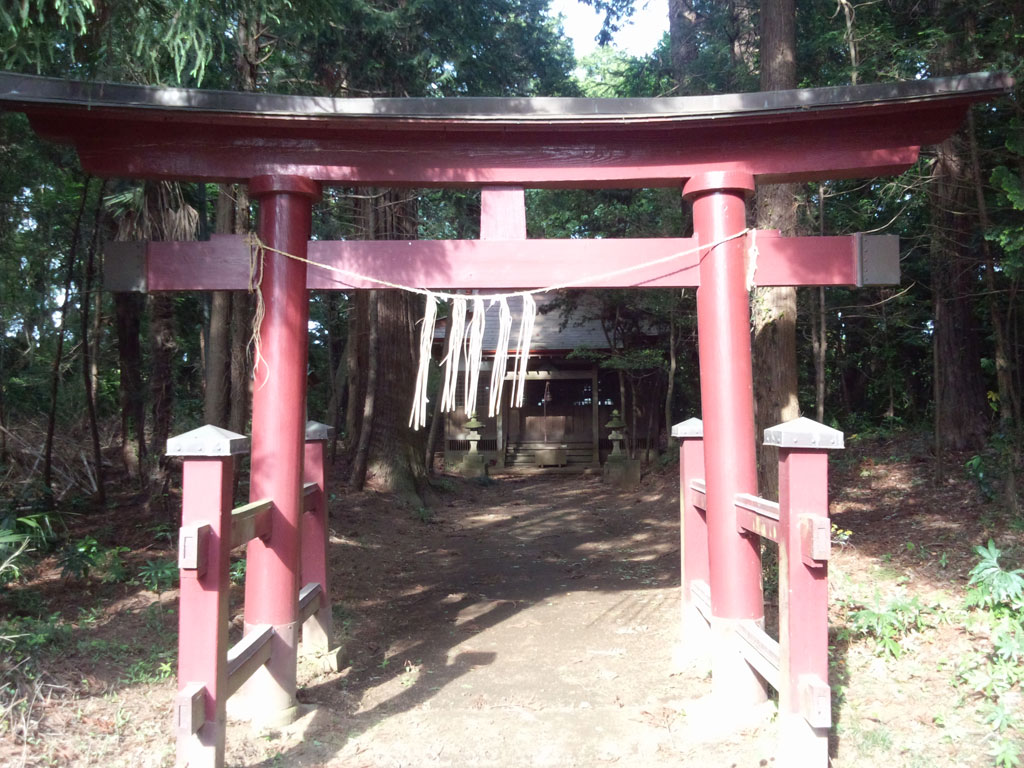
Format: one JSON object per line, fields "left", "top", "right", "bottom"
{"left": 463, "top": 296, "right": 486, "bottom": 418}
{"left": 487, "top": 297, "right": 513, "bottom": 418}
{"left": 408, "top": 293, "right": 438, "bottom": 430}
{"left": 510, "top": 293, "right": 536, "bottom": 408}
{"left": 440, "top": 296, "right": 467, "bottom": 413}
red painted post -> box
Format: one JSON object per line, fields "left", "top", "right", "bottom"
{"left": 767, "top": 417, "right": 843, "bottom": 766}
{"left": 683, "top": 171, "right": 766, "bottom": 708}
{"left": 672, "top": 417, "right": 710, "bottom": 666}
{"left": 167, "top": 425, "right": 250, "bottom": 768}
{"left": 301, "top": 420, "right": 332, "bottom": 655}
{"left": 241, "top": 174, "right": 320, "bottom": 728}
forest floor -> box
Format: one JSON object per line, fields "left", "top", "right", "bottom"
{"left": 1, "top": 429, "right": 1020, "bottom": 767}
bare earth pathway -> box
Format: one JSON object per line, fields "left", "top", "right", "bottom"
{"left": 224, "top": 473, "right": 776, "bottom": 768}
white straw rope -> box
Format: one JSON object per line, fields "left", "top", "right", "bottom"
{"left": 245, "top": 228, "right": 750, "bottom": 302}
{"left": 247, "top": 229, "right": 753, "bottom": 427}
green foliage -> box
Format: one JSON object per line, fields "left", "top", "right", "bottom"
{"left": 847, "top": 592, "right": 930, "bottom": 658}
{"left": 955, "top": 540, "right": 1024, "bottom": 767}
{"left": 137, "top": 559, "right": 177, "bottom": 594}
{"left": 57, "top": 535, "right": 100, "bottom": 581}
{"left": 229, "top": 559, "right": 246, "bottom": 586}
{"left": 967, "top": 541, "right": 1024, "bottom": 613}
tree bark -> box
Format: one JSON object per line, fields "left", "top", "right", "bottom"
{"left": 668, "top": 0, "right": 699, "bottom": 92}
{"left": 930, "top": 134, "right": 989, "bottom": 451}
{"left": 204, "top": 185, "right": 234, "bottom": 428}
{"left": 346, "top": 189, "right": 426, "bottom": 502}
{"left": 114, "top": 292, "right": 146, "bottom": 483}
{"left": 752, "top": 0, "right": 799, "bottom": 500}
{"left": 349, "top": 290, "right": 378, "bottom": 490}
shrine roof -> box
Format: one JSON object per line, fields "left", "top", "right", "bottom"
{"left": 0, "top": 71, "right": 1012, "bottom": 187}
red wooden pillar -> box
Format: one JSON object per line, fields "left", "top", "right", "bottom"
{"left": 683, "top": 171, "right": 767, "bottom": 707}
{"left": 672, "top": 417, "right": 710, "bottom": 666}
{"left": 301, "top": 420, "right": 332, "bottom": 655}
{"left": 241, "top": 174, "right": 320, "bottom": 727}
{"left": 168, "top": 425, "right": 249, "bottom": 768}
{"left": 768, "top": 417, "right": 842, "bottom": 766}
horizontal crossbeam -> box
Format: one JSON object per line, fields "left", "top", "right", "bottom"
{"left": 735, "top": 493, "right": 781, "bottom": 543}
{"left": 105, "top": 231, "right": 898, "bottom": 293}
{"left": 226, "top": 624, "right": 274, "bottom": 698}
{"left": 735, "top": 619, "right": 781, "bottom": 691}
{"left": 298, "top": 582, "right": 323, "bottom": 624}
{"left": 230, "top": 499, "right": 272, "bottom": 550}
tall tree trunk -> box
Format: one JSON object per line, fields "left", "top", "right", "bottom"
{"left": 752, "top": 0, "right": 799, "bottom": 500}
{"left": 350, "top": 290, "right": 378, "bottom": 490}
{"left": 928, "top": 3, "right": 989, "bottom": 454}
{"left": 930, "top": 134, "right": 989, "bottom": 451}
{"left": 115, "top": 292, "right": 146, "bottom": 483}
{"left": 80, "top": 180, "right": 107, "bottom": 505}
{"left": 968, "top": 109, "right": 1020, "bottom": 513}
{"left": 44, "top": 177, "right": 91, "bottom": 495}
{"left": 346, "top": 189, "right": 426, "bottom": 502}
{"left": 326, "top": 322, "right": 349, "bottom": 463}
{"left": 668, "top": 0, "right": 699, "bottom": 92}
{"left": 204, "top": 185, "right": 234, "bottom": 428}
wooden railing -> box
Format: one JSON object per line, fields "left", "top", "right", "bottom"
{"left": 167, "top": 420, "right": 333, "bottom": 768}
{"left": 674, "top": 416, "right": 842, "bottom": 767}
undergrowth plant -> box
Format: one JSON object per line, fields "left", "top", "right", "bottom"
{"left": 845, "top": 591, "right": 930, "bottom": 658}
{"left": 955, "top": 540, "right": 1024, "bottom": 768}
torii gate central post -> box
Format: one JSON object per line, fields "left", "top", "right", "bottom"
{"left": 239, "top": 174, "right": 320, "bottom": 725}
{"left": 685, "top": 171, "right": 765, "bottom": 706}
{"left": 0, "top": 70, "right": 1011, "bottom": 746}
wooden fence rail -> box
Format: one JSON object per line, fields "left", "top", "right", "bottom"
{"left": 674, "top": 416, "right": 843, "bottom": 767}
{"left": 167, "top": 421, "right": 333, "bottom": 768}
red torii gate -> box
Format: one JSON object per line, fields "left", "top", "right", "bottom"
{"left": 0, "top": 70, "right": 1010, "bottom": 767}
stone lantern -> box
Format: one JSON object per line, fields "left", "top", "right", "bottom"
{"left": 605, "top": 410, "right": 626, "bottom": 461}
{"left": 460, "top": 413, "right": 487, "bottom": 477}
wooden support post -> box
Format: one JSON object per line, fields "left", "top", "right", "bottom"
{"left": 167, "top": 425, "right": 250, "bottom": 768}
{"left": 684, "top": 171, "right": 767, "bottom": 709}
{"left": 672, "top": 418, "right": 710, "bottom": 668}
{"left": 766, "top": 417, "right": 843, "bottom": 767}
{"left": 301, "top": 420, "right": 332, "bottom": 656}
{"left": 240, "top": 174, "right": 320, "bottom": 728}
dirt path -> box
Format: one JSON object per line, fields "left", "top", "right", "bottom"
{"left": 9, "top": 435, "right": 1002, "bottom": 767}
{"left": 224, "top": 473, "right": 775, "bottom": 767}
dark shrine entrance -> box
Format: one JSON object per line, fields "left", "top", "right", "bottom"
{"left": 0, "top": 69, "right": 1011, "bottom": 768}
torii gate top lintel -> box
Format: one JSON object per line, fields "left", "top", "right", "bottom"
{"left": 0, "top": 70, "right": 1012, "bottom": 188}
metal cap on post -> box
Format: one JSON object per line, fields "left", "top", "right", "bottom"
{"left": 305, "top": 420, "right": 334, "bottom": 442}
{"left": 167, "top": 425, "right": 250, "bottom": 457}
{"left": 763, "top": 416, "right": 844, "bottom": 451}
{"left": 671, "top": 417, "right": 704, "bottom": 440}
